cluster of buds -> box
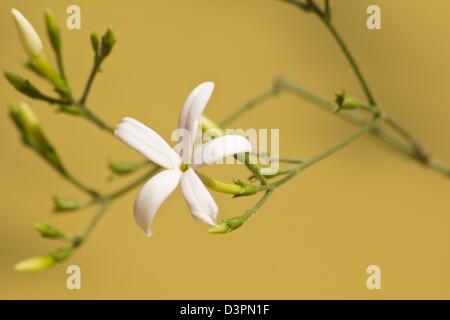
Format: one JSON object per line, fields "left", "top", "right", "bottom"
{"left": 6, "top": 8, "right": 116, "bottom": 272}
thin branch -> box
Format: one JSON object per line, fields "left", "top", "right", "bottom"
{"left": 79, "top": 58, "right": 102, "bottom": 105}
{"left": 219, "top": 86, "right": 280, "bottom": 127}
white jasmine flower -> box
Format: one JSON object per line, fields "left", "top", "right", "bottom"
{"left": 11, "top": 8, "right": 43, "bottom": 57}
{"left": 115, "top": 82, "right": 252, "bottom": 236}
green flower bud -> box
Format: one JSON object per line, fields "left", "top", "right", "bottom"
{"left": 9, "top": 102, "right": 65, "bottom": 171}
{"left": 208, "top": 222, "right": 231, "bottom": 234}
{"left": 109, "top": 160, "right": 144, "bottom": 175}
{"left": 4, "top": 71, "right": 45, "bottom": 99}
{"left": 14, "top": 255, "right": 55, "bottom": 272}
{"left": 44, "top": 9, "right": 61, "bottom": 54}
{"left": 208, "top": 217, "right": 245, "bottom": 234}
{"left": 91, "top": 33, "right": 100, "bottom": 55}
{"left": 53, "top": 196, "right": 87, "bottom": 212}
{"left": 100, "top": 28, "right": 116, "bottom": 58}
{"left": 34, "top": 223, "right": 66, "bottom": 239}
{"left": 334, "top": 91, "right": 362, "bottom": 113}
{"left": 14, "top": 247, "right": 72, "bottom": 272}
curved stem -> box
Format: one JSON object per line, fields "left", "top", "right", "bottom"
{"left": 270, "top": 117, "right": 380, "bottom": 188}
{"left": 321, "top": 17, "right": 377, "bottom": 106}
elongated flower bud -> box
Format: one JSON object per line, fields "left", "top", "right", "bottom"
{"left": 11, "top": 9, "right": 71, "bottom": 98}
{"left": 9, "top": 102, "right": 65, "bottom": 172}
{"left": 11, "top": 8, "right": 43, "bottom": 57}
{"left": 108, "top": 160, "right": 144, "bottom": 175}
{"left": 101, "top": 28, "right": 116, "bottom": 58}
{"left": 14, "top": 248, "right": 72, "bottom": 272}
{"left": 53, "top": 196, "right": 87, "bottom": 212}
{"left": 44, "top": 9, "right": 61, "bottom": 54}
{"left": 14, "top": 255, "right": 55, "bottom": 272}
{"left": 34, "top": 223, "right": 66, "bottom": 239}
{"left": 4, "top": 71, "right": 45, "bottom": 99}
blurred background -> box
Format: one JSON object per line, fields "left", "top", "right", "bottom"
{"left": 0, "top": 0, "right": 449, "bottom": 299}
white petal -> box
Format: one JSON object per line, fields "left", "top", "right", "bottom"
{"left": 115, "top": 117, "right": 181, "bottom": 169}
{"left": 134, "top": 169, "right": 182, "bottom": 236}
{"left": 180, "top": 168, "right": 218, "bottom": 226}
{"left": 178, "top": 82, "right": 214, "bottom": 132}
{"left": 192, "top": 135, "right": 252, "bottom": 168}
{"left": 11, "top": 8, "right": 43, "bottom": 57}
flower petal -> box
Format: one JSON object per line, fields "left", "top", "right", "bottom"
{"left": 180, "top": 168, "right": 218, "bottom": 226}
{"left": 178, "top": 82, "right": 215, "bottom": 132}
{"left": 192, "top": 135, "right": 252, "bottom": 168}
{"left": 115, "top": 117, "right": 181, "bottom": 169}
{"left": 134, "top": 169, "right": 182, "bottom": 236}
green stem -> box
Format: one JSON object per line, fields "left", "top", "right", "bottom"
{"left": 82, "top": 107, "right": 115, "bottom": 134}
{"left": 81, "top": 202, "right": 109, "bottom": 241}
{"left": 270, "top": 117, "right": 380, "bottom": 188}
{"left": 241, "top": 189, "right": 273, "bottom": 221}
{"left": 383, "top": 115, "right": 428, "bottom": 161}
{"left": 321, "top": 17, "right": 377, "bottom": 106}
{"left": 280, "top": 80, "right": 446, "bottom": 167}
{"left": 80, "top": 58, "right": 102, "bottom": 105}
{"left": 62, "top": 171, "right": 100, "bottom": 198}
{"left": 219, "top": 87, "right": 280, "bottom": 127}
{"left": 55, "top": 51, "right": 67, "bottom": 83}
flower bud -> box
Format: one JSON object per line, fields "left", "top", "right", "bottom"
{"left": 9, "top": 102, "right": 64, "bottom": 171}
{"left": 208, "top": 217, "right": 245, "bottom": 234}
{"left": 11, "top": 8, "right": 43, "bottom": 57}
{"left": 108, "top": 160, "right": 144, "bottom": 175}
{"left": 208, "top": 222, "right": 231, "bottom": 234}
{"left": 91, "top": 33, "right": 100, "bottom": 54}
{"left": 53, "top": 196, "right": 87, "bottom": 212}
{"left": 11, "top": 9, "right": 70, "bottom": 98}
{"left": 334, "top": 91, "right": 361, "bottom": 113}
{"left": 14, "top": 248, "right": 72, "bottom": 272}
{"left": 44, "top": 9, "right": 61, "bottom": 54}
{"left": 14, "top": 255, "right": 55, "bottom": 272}
{"left": 4, "top": 71, "right": 45, "bottom": 99}
{"left": 100, "top": 28, "right": 116, "bottom": 58}
{"left": 34, "top": 223, "right": 66, "bottom": 239}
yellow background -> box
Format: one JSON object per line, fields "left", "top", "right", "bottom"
{"left": 1, "top": 0, "right": 449, "bottom": 299}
